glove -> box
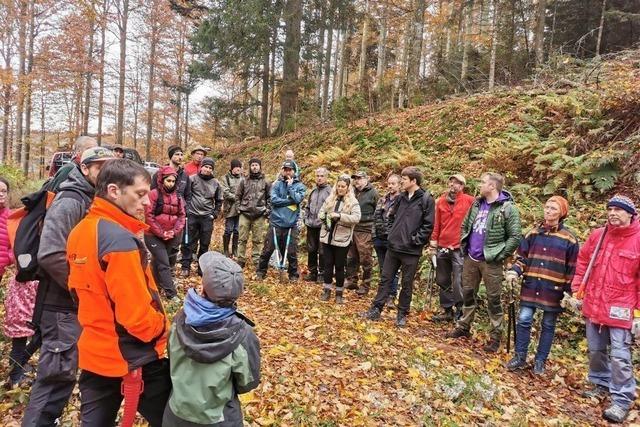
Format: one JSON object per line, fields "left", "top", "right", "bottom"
{"left": 561, "top": 291, "right": 582, "bottom": 313}
{"left": 632, "top": 317, "right": 640, "bottom": 340}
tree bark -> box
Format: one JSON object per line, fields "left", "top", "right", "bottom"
{"left": 321, "top": 5, "right": 334, "bottom": 119}
{"left": 116, "top": 0, "right": 129, "bottom": 146}
{"left": 595, "top": 0, "right": 606, "bottom": 57}
{"left": 406, "top": 0, "right": 426, "bottom": 105}
{"left": 22, "top": 0, "right": 35, "bottom": 174}
{"left": 268, "top": 27, "right": 277, "bottom": 132}
{"left": 375, "top": 6, "right": 387, "bottom": 92}
{"left": 315, "top": 3, "right": 325, "bottom": 102}
{"left": 260, "top": 46, "right": 270, "bottom": 138}
{"left": 15, "top": 0, "right": 28, "bottom": 163}
{"left": 145, "top": 6, "right": 159, "bottom": 161}
{"left": 358, "top": 0, "right": 369, "bottom": 91}
{"left": 276, "top": 0, "right": 302, "bottom": 135}
{"left": 460, "top": 0, "right": 474, "bottom": 83}
{"left": 331, "top": 28, "right": 341, "bottom": 100}
{"left": 97, "top": 0, "right": 108, "bottom": 145}
{"left": 488, "top": 0, "right": 498, "bottom": 90}
{"left": 83, "top": 23, "right": 94, "bottom": 135}
{"left": 39, "top": 91, "right": 45, "bottom": 179}
{"left": 533, "top": 0, "right": 546, "bottom": 65}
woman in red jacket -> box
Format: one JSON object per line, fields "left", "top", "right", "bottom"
{"left": 145, "top": 166, "right": 186, "bottom": 299}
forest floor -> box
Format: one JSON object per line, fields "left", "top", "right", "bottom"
{"left": 1, "top": 255, "right": 639, "bottom": 426}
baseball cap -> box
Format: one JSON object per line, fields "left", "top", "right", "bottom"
{"left": 282, "top": 160, "right": 295, "bottom": 169}
{"left": 81, "top": 147, "right": 115, "bottom": 165}
{"left": 351, "top": 170, "right": 368, "bottom": 179}
{"left": 449, "top": 174, "right": 466, "bottom": 185}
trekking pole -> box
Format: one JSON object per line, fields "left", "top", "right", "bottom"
{"left": 272, "top": 227, "right": 281, "bottom": 275}
{"left": 506, "top": 276, "right": 518, "bottom": 354}
{"left": 279, "top": 228, "right": 293, "bottom": 283}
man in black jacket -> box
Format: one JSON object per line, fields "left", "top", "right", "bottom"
{"left": 363, "top": 166, "right": 435, "bottom": 327}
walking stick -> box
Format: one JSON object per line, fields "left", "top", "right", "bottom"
{"left": 426, "top": 253, "right": 437, "bottom": 309}
{"left": 575, "top": 225, "right": 608, "bottom": 299}
{"left": 506, "top": 276, "right": 518, "bottom": 354}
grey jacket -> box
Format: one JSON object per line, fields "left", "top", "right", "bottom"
{"left": 38, "top": 165, "right": 94, "bottom": 311}
{"left": 220, "top": 172, "right": 244, "bottom": 218}
{"left": 188, "top": 175, "right": 224, "bottom": 218}
{"left": 304, "top": 184, "right": 331, "bottom": 229}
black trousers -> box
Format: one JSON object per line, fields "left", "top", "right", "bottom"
{"left": 9, "top": 335, "right": 41, "bottom": 383}
{"left": 322, "top": 243, "right": 349, "bottom": 290}
{"left": 372, "top": 249, "right": 421, "bottom": 315}
{"left": 181, "top": 214, "right": 214, "bottom": 271}
{"left": 78, "top": 358, "right": 172, "bottom": 427}
{"left": 145, "top": 233, "right": 181, "bottom": 298}
{"left": 257, "top": 225, "right": 299, "bottom": 278}
{"left": 435, "top": 248, "right": 464, "bottom": 309}
{"left": 306, "top": 227, "right": 324, "bottom": 276}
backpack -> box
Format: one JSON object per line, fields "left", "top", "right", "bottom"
{"left": 8, "top": 187, "right": 89, "bottom": 282}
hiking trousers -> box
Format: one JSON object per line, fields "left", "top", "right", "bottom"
{"left": 181, "top": 214, "right": 214, "bottom": 272}
{"left": 257, "top": 225, "right": 299, "bottom": 279}
{"left": 435, "top": 248, "right": 464, "bottom": 310}
{"left": 345, "top": 230, "right": 374, "bottom": 288}
{"left": 371, "top": 249, "right": 421, "bottom": 315}
{"left": 237, "top": 214, "right": 267, "bottom": 265}
{"left": 145, "top": 233, "right": 181, "bottom": 298}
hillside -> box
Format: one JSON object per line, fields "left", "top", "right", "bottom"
{"left": 220, "top": 50, "right": 640, "bottom": 238}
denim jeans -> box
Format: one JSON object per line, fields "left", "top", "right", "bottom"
{"left": 585, "top": 320, "right": 637, "bottom": 410}
{"left": 514, "top": 306, "right": 559, "bottom": 362}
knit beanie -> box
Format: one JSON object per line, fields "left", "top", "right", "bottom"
{"left": 547, "top": 195, "right": 569, "bottom": 220}
{"left": 230, "top": 159, "right": 242, "bottom": 170}
{"left": 201, "top": 157, "right": 215, "bottom": 169}
{"left": 607, "top": 194, "right": 637, "bottom": 216}
{"left": 168, "top": 145, "right": 182, "bottom": 159}
{"left": 249, "top": 158, "right": 261, "bottom": 167}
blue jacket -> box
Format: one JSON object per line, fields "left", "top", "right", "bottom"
{"left": 269, "top": 177, "right": 306, "bottom": 228}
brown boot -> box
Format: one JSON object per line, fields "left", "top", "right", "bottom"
{"left": 356, "top": 285, "right": 369, "bottom": 296}
{"left": 335, "top": 289, "right": 344, "bottom": 304}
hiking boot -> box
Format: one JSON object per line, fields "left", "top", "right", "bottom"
{"left": 317, "top": 273, "right": 325, "bottom": 283}
{"left": 255, "top": 271, "right": 266, "bottom": 280}
{"left": 180, "top": 268, "right": 190, "bottom": 278}
{"left": 581, "top": 385, "right": 608, "bottom": 400}
{"left": 304, "top": 274, "right": 318, "bottom": 283}
{"left": 603, "top": 405, "right": 629, "bottom": 423}
{"left": 396, "top": 313, "right": 407, "bottom": 328}
{"left": 223, "top": 235, "right": 231, "bottom": 257}
{"left": 483, "top": 338, "right": 500, "bottom": 353}
{"left": 289, "top": 276, "right": 299, "bottom": 283}
{"left": 320, "top": 288, "right": 331, "bottom": 301}
{"left": 446, "top": 328, "right": 471, "bottom": 339}
{"left": 432, "top": 308, "right": 455, "bottom": 323}
{"left": 362, "top": 307, "right": 381, "bottom": 321}
{"left": 356, "top": 285, "right": 369, "bottom": 296}
{"left": 335, "top": 290, "right": 344, "bottom": 304}
{"left": 385, "top": 295, "right": 396, "bottom": 309}
{"left": 533, "top": 360, "right": 546, "bottom": 375}
{"left": 506, "top": 352, "right": 527, "bottom": 371}
{"left": 345, "top": 280, "right": 358, "bottom": 290}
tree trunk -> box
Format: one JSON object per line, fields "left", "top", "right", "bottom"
{"left": 83, "top": 25, "right": 94, "bottom": 135}
{"left": 488, "top": 0, "right": 498, "bottom": 90}
{"left": 276, "top": 0, "right": 302, "bottom": 135}
{"left": 375, "top": 7, "right": 387, "bottom": 92}
{"left": 406, "top": 0, "right": 426, "bottom": 105}
{"left": 97, "top": 0, "right": 108, "bottom": 145}
{"left": 22, "top": 0, "right": 35, "bottom": 174}
{"left": 184, "top": 91, "right": 189, "bottom": 145}
{"left": 397, "top": 18, "right": 412, "bottom": 108}
{"left": 39, "top": 91, "right": 45, "bottom": 179}
{"left": 260, "top": 47, "right": 269, "bottom": 138}
{"left": 268, "top": 28, "right": 277, "bottom": 132}
{"left": 533, "top": 0, "right": 546, "bottom": 65}
{"left": 145, "top": 12, "right": 158, "bottom": 161}
{"left": 595, "top": 0, "right": 606, "bottom": 57}
{"left": 331, "top": 28, "right": 341, "bottom": 100}
{"left": 15, "top": 0, "right": 28, "bottom": 163}
{"left": 315, "top": 4, "right": 325, "bottom": 102}
{"left": 116, "top": 0, "right": 129, "bottom": 146}
{"left": 132, "top": 51, "right": 142, "bottom": 150}
{"left": 321, "top": 7, "right": 334, "bottom": 119}
{"left": 358, "top": 0, "right": 369, "bottom": 91}
{"left": 460, "top": 0, "right": 474, "bottom": 83}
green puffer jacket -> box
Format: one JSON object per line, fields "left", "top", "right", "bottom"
{"left": 460, "top": 191, "right": 522, "bottom": 263}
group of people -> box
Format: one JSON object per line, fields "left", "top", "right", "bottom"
{"left": 0, "top": 134, "right": 639, "bottom": 424}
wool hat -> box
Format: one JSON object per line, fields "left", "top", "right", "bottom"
{"left": 249, "top": 158, "right": 261, "bottom": 167}
{"left": 449, "top": 174, "right": 467, "bottom": 185}
{"left": 199, "top": 251, "right": 244, "bottom": 304}
{"left": 168, "top": 145, "right": 183, "bottom": 159}
{"left": 607, "top": 194, "right": 637, "bottom": 216}
{"left": 81, "top": 147, "right": 115, "bottom": 165}
{"left": 547, "top": 195, "right": 569, "bottom": 220}
{"left": 201, "top": 157, "right": 215, "bottom": 169}
{"left": 230, "top": 159, "right": 242, "bottom": 170}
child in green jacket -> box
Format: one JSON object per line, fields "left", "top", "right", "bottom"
{"left": 163, "top": 251, "right": 261, "bottom": 426}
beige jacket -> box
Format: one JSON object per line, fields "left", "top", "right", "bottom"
{"left": 319, "top": 194, "right": 361, "bottom": 247}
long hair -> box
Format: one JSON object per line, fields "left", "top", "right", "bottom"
{"left": 323, "top": 174, "right": 357, "bottom": 212}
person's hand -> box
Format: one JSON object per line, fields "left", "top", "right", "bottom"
{"left": 286, "top": 177, "right": 294, "bottom": 186}
{"left": 329, "top": 212, "right": 340, "bottom": 220}
{"left": 505, "top": 270, "right": 519, "bottom": 286}
{"left": 561, "top": 291, "right": 583, "bottom": 313}
{"left": 632, "top": 318, "right": 640, "bottom": 340}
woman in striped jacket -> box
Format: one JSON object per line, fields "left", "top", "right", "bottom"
{"left": 505, "top": 196, "right": 579, "bottom": 375}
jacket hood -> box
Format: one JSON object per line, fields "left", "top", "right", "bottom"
{"left": 59, "top": 164, "right": 95, "bottom": 196}
{"left": 478, "top": 190, "right": 513, "bottom": 204}
{"left": 174, "top": 307, "right": 249, "bottom": 364}
{"left": 156, "top": 165, "right": 177, "bottom": 188}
